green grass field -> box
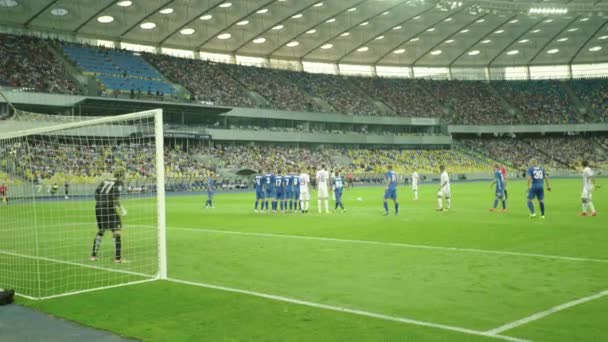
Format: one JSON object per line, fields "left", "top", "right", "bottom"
{"left": 5, "top": 178, "right": 608, "bottom": 341}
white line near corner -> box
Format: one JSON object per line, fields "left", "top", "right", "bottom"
{"left": 486, "top": 289, "right": 608, "bottom": 335}
{"left": 167, "top": 277, "right": 529, "bottom": 342}
{"left": 169, "top": 226, "right": 608, "bottom": 264}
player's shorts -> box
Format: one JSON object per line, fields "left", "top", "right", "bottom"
{"left": 384, "top": 188, "right": 397, "bottom": 200}
{"left": 317, "top": 185, "right": 329, "bottom": 199}
{"left": 495, "top": 189, "right": 505, "bottom": 199}
{"left": 300, "top": 191, "right": 310, "bottom": 201}
{"left": 256, "top": 189, "right": 265, "bottom": 200}
{"left": 275, "top": 190, "right": 284, "bottom": 200}
{"left": 527, "top": 187, "right": 544, "bottom": 201}
{"left": 95, "top": 206, "right": 122, "bottom": 231}
{"left": 285, "top": 190, "right": 293, "bottom": 200}
{"left": 411, "top": 184, "right": 418, "bottom": 191}
{"left": 207, "top": 191, "right": 214, "bottom": 198}
{"left": 437, "top": 187, "right": 451, "bottom": 198}
{"left": 265, "top": 189, "right": 276, "bottom": 199}
{"left": 581, "top": 187, "right": 592, "bottom": 201}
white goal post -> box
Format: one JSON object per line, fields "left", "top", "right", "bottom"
{"left": 0, "top": 108, "right": 166, "bottom": 300}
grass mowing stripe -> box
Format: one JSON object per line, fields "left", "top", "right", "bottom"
{"left": 167, "top": 277, "right": 529, "bottom": 342}
{"left": 486, "top": 289, "right": 608, "bottom": 335}
{"left": 169, "top": 226, "right": 608, "bottom": 264}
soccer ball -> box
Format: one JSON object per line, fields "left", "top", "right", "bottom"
{"left": 356, "top": 197, "right": 363, "bottom": 201}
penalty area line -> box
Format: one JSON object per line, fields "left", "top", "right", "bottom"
{"left": 167, "top": 277, "right": 529, "bottom": 342}
{"left": 168, "top": 226, "right": 608, "bottom": 264}
{"left": 486, "top": 289, "right": 608, "bottom": 335}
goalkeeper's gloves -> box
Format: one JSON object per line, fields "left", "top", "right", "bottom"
{"left": 116, "top": 205, "right": 127, "bottom": 217}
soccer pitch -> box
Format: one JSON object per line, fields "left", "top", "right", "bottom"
{"left": 14, "top": 178, "right": 608, "bottom": 341}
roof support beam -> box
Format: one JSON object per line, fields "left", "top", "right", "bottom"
{"left": 158, "top": 0, "right": 225, "bottom": 45}
{"left": 336, "top": 2, "right": 426, "bottom": 64}
{"left": 525, "top": 16, "right": 579, "bottom": 66}
{"left": 486, "top": 17, "right": 545, "bottom": 69}
{"left": 568, "top": 19, "right": 608, "bottom": 66}
{"left": 74, "top": 0, "right": 119, "bottom": 33}
{"left": 265, "top": 0, "right": 368, "bottom": 58}
{"left": 119, "top": 0, "right": 176, "bottom": 38}
{"left": 232, "top": 1, "right": 320, "bottom": 54}
{"left": 196, "top": 0, "right": 277, "bottom": 50}
{"left": 411, "top": 11, "right": 485, "bottom": 67}
{"left": 447, "top": 15, "right": 516, "bottom": 69}
{"left": 300, "top": 0, "right": 397, "bottom": 60}
{"left": 24, "top": 0, "right": 60, "bottom": 27}
{"left": 371, "top": 7, "right": 449, "bottom": 65}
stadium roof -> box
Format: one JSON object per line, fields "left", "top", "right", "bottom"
{"left": 1, "top": 0, "right": 608, "bottom": 67}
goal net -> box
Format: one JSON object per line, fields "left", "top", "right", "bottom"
{"left": 0, "top": 106, "right": 166, "bottom": 300}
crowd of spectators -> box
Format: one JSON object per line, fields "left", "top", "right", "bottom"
{"left": 0, "top": 34, "right": 78, "bottom": 94}
{"left": 424, "top": 80, "right": 511, "bottom": 124}
{"left": 143, "top": 53, "right": 256, "bottom": 108}
{"left": 220, "top": 64, "right": 325, "bottom": 112}
{"left": 570, "top": 79, "right": 608, "bottom": 122}
{"left": 351, "top": 78, "right": 444, "bottom": 118}
{"left": 492, "top": 81, "right": 577, "bottom": 124}
{"left": 459, "top": 136, "right": 606, "bottom": 169}
{"left": 5, "top": 35, "right": 608, "bottom": 125}
{"left": 285, "top": 73, "right": 380, "bottom": 116}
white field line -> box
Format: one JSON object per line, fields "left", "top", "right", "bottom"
{"left": 0, "top": 249, "right": 155, "bottom": 299}
{"left": 38, "top": 278, "right": 158, "bottom": 301}
{"left": 168, "top": 277, "right": 529, "bottom": 342}
{"left": 486, "top": 289, "right": 608, "bottom": 335}
{"left": 168, "top": 226, "right": 608, "bottom": 264}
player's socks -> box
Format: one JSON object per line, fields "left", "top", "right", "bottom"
{"left": 383, "top": 201, "right": 389, "bottom": 213}
{"left": 502, "top": 200, "right": 506, "bottom": 209}
{"left": 395, "top": 203, "right": 399, "bottom": 214}
{"left": 115, "top": 236, "right": 122, "bottom": 260}
{"left": 92, "top": 232, "right": 103, "bottom": 257}
{"left": 588, "top": 202, "right": 596, "bottom": 213}
{"left": 493, "top": 199, "right": 499, "bottom": 209}
{"left": 582, "top": 203, "right": 587, "bottom": 213}
{"left": 437, "top": 198, "right": 442, "bottom": 210}
{"left": 324, "top": 200, "right": 329, "bottom": 213}
{"left": 527, "top": 201, "right": 535, "bottom": 214}
{"left": 414, "top": 191, "right": 418, "bottom": 200}
{"left": 318, "top": 200, "right": 321, "bottom": 213}
{"left": 446, "top": 199, "right": 451, "bottom": 209}
{"left": 539, "top": 202, "right": 545, "bottom": 216}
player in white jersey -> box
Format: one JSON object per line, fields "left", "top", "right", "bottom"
{"left": 299, "top": 170, "right": 311, "bottom": 213}
{"left": 316, "top": 165, "right": 330, "bottom": 213}
{"left": 437, "top": 165, "right": 451, "bottom": 211}
{"left": 580, "top": 161, "right": 597, "bottom": 216}
{"left": 411, "top": 171, "right": 419, "bottom": 200}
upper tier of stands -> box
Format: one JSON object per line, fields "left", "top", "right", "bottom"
{"left": 3, "top": 36, "right": 608, "bottom": 125}
{"left": 0, "top": 34, "right": 77, "bottom": 94}
{"left": 61, "top": 44, "right": 176, "bottom": 95}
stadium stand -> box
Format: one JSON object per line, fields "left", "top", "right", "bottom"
{"left": 570, "top": 79, "right": 608, "bottom": 123}
{"left": 143, "top": 53, "right": 255, "bottom": 107}
{"left": 458, "top": 136, "right": 607, "bottom": 169}
{"left": 0, "top": 34, "right": 78, "bottom": 94}
{"left": 61, "top": 44, "right": 176, "bottom": 95}
{"left": 351, "top": 78, "right": 444, "bottom": 118}
{"left": 491, "top": 80, "right": 577, "bottom": 124}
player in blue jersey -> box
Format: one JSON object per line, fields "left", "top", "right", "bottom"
{"left": 332, "top": 170, "right": 345, "bottom": 212}
{"left": 273, "top": 171, "right": 284, "bottom": 213}
{"left": 383, "top": 165, "right": 399, "bottom": 216}
{"left": 489, "top": 163, "right": 507, "bottom": 212}
{"left": 253, "top": 171, "right": 265, "bottom": 213}
{"left": 526, "top": 159, "right": 551, "bottom": 219}
{"left": 283, "top": 170, "right": 293, "bottom": 212}
{"left": 292, "top": 168, "right": 301, "bottom": 212}
{"left": 263, "top": 172, "right": 276, "bottom": 212}
{"left": 204, "top": 176, "right": 215, "bottom": 209}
